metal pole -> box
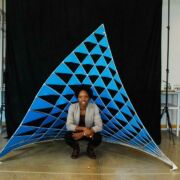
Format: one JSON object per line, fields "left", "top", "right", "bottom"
{"left": 161, "top": 0, "right": 175, "bottom": 143}
{"left": 0, "top": 0, "right": 5, "bottom": 135}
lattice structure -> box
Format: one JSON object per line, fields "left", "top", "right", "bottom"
{"left": 0, "top": 24, "right": 177, "bottom": 170}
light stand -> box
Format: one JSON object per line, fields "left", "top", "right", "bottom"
{"left": 0, "top": 0, "right": 5, "bottom": 135}
{"left": 161, "top": 0, "right": 175, "bottom": 144}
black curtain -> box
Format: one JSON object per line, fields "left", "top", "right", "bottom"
{"left": 6, "top": 0, "right": 162, "bottom": 144}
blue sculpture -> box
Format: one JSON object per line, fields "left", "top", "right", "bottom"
{"left": 0, "top": 24, "right": 177, "bottom": 170}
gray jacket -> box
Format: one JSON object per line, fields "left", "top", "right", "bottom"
{"left": 66, "top": 102, "right": 103, "bottom": 133}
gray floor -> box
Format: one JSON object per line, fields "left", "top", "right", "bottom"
{"left": 0, "top": 131, "right": 180, "bottom": 180}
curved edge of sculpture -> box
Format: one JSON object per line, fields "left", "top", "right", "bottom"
{"left": 0, "top": 24, "right": 178, "bottom": 170}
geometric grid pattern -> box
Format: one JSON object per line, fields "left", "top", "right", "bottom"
{"left": 0, "top": 24, "right": 177, "bottom": 170}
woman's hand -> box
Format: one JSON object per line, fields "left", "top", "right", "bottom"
{"left": 72, "top": 132, "right": 84, "bottom": 140}
{"left": 83, "top": 128, "right": 94, "bottom": 138}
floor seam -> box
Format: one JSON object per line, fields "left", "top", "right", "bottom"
{"left": 0, "top": 170, "right": 180, "bottom": 175}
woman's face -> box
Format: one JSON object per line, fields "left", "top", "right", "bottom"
{"left": 78, "top": 90, "right": 90, "bottom": 107}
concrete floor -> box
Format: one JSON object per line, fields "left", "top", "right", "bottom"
{"left": 0, "top": 132, "right": 180, "bottom": 180}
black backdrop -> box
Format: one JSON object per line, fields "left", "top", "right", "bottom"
{"left": 6, "top": 0, "right": 162, "bottom": 144}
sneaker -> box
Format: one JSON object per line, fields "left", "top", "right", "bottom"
{"left": 71, "top": 148, "right": 80, "bottom": 159}
{"left": 87, "top": 146, "right": 96, "bottom": 159}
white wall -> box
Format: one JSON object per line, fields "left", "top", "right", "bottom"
{"left": 162, "top": 0, "right": 180, "bottom": 89}
{"left": 161, "top": 0, "right": 180, "bottom": 129}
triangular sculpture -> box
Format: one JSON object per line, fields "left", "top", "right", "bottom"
{"left": 0, "top": 24, "right": 177, "bottom": 170}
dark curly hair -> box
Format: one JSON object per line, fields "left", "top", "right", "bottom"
{"left": 74, "top": 85, "right": 93, "bottom": 99}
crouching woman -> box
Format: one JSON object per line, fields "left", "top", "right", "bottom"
{"left": 65, "top": 87, "right": 103, "bottom": 159}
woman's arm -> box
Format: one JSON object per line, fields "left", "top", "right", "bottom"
{"left": 91, "top": 104, "right": 103, "bottom": 133}
{"left": 66, "top": 104, "right": 77, "bottom": 131}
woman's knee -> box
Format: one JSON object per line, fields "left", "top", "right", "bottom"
{"left": 93, "top": 133, "right": 102, "bottom": 144}
{"left": 65, "top": 131, "right": 73, "bottom": 141}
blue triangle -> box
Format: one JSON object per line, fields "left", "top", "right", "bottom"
{"left": 115, "top": 112, "right": 128, "bottom": 123}
{"left": 100, "top": 89, "right": 112, "bottom": 100}
{"left": 103, "top": 48, "right": 113, "bottom": 59}
{"left": 41, "top": 116, "right": 56, "bottom": 126}
{"left": 90, "top": 45, "right": 102, "bottom": 55}
{"left": 85, "top": 34, "right": 98, "bottom": 44}
{"left": 82, "top": 76, "right": 92, "bottom": 85}
{"left": 46, "top": 73, "right": 66, "bottom": 85}
{"left": 56, "top": 96, "right": 69, "bottom": 106}
{"left": 114, "top": 73, "right": 122, "bottom": 84}
{"left": 15, "top": 126, "right": 38, "bottom": 136}
{"left": 59, "top": 112, "right": 68, "bottom": 119}
{"left": 5, "top": 136, "right": 32, "bottom": 149}
{"left": 55, "top": 63, "right": 73, "bottom": 74}
{"left": 114, "top": 91, "right": 125, "bottom": 104}
{"left": 75, "top": 65, "right": 87, "bottom": 75}
{"left": 103, "top": 108, "right": 113, "bottom": 118}
{"left": 139, "top": 129, "right": 151, "bottom": 141}
{"left": 50, "top": 107, "right": 61, "bottom": 114}
{"left": 90, "top": 86, "right": 99, "bottom": 97}
{"left": 95, "top": 97, "right": 106, "bottom": 107}
{"left": 133, "top": 114, "right": 143, "bottom": 125}
{"left": 129, "top": 116, "right": 141, "bottom": 130}
{"left": 96, "top": 56, "right": 107, "bottom": 66}
{"left": 121, "top": 128, "right": 134, "bottom": 138}
{"left": 36, "top": 128, "right": 47, "bottom": 134}
{"left": 125, "top": 124, "right": 137, "bottom": 134}
{"left": 31, "top": 97, "right": 54, "bottom": 109}
{"left": 89, "top": 66, "right": 99, "bottom": 76}
{"left": 38, "top": 85, "right": 59, "bottom": 97}
{"left": 111, "top": 118, "right": 122, "bottom": 128}
{"left": 68, "top": 76, "right": 81, "bottom": 85}
{"left": 116, "top": 131, "right": 130, "bottom": 141}
{"left": 45, "top": 130, "right": 59, "bottom": 136}
{"left": 107, "top": 79, "right": 118, "bottom": 91}
{"left": 74, "top": 43, "right": 89, "bottom": 54}
{"left": 101, "top": 113, "right": 109, "bottom": 121}
{"left": 23, "top": 111, "right": 47, "bottom": 124}
{"left": 106, "top": 121, "right": 119, "bottom": 130}
{"left": 101, "top": 68, "right": 113, "bottom": 78}
{"left": 94, "top": 24, "right": 105, "bottom": 35}
{"left": 52, "top": 120, "right": 65, "bottom": 128}
{"left": 62, "top": 86, "right": 74, "bottom": 96}
{"left": 121, "top": 105, "right": 133, "bottom": 118}
{"left": 128, "top": 139, "right": 139, "bottom": 147}
{"left": 64, "top": 103, "right": 71, "bottom": 112}
{"left": 109, "top": 61, "right": 116, "bottom": 71}
{"left": 70, "top": 95, "right": 78, "bottom": 103}
{"left": 82, "top": 55, "right": 94, "bottom": 65}
{"left": 107, "top": 100, "right": 119, "bottom": 111}
{"left": 30, "top": 134, "right": 42, "bottom": 139}
{"left": 115, "top": 133, "right": 130, "bottom": 142}
{"left": 148, "top": 142, "right": 160, "bottom": 154}
{"left": 127, "top": 101, "right": 135, "bottom": 113}
{"left": 120, "top": 87, "right": 128, "bottom": 98}
{"left": 94, "top": 77, "right": 106, "bottom": 88}
{"left": 99, "top": 36, "right": 109, "bottom": 47}
{"left": 64, "top": 53, "right": 80, "bottom": 64}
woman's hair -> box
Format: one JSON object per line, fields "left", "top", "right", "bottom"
{"left": 74, "top": 85, "right": 93, "bottom": 99}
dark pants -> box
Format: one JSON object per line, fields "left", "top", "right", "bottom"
{"left": 65, "top": 131, "right": 102, "bottom": 149}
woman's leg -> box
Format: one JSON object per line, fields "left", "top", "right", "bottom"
{"left": 86, "top": 132, "right": 102, "bottom": 159}
{"left": 64, "top": 131, "right": 80, "bottom": 159}
{"left": 87, "top": 132, "right": 102, "bottom": 148}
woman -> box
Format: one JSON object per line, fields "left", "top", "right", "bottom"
{"left": 65, "top": 86, "right": 103, "bottom": 159}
